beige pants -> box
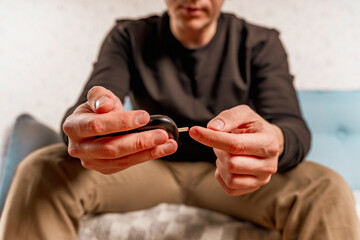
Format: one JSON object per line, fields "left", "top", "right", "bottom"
{"left": 0, "top": 143, "right": 359, "bottom": 240}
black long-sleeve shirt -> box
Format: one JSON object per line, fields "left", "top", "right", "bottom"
{"left": 62, "top": 12, "right": 311, "bottom": 172}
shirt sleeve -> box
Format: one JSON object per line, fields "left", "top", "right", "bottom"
{"left": 250, "top": 29, "right": 311, "bottom": 172}
{"left": 60, "top": 22, "right": 133, "bottom": 144}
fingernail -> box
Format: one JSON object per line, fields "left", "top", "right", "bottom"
{"left": 189, "top": 127, "right": 199, "bottom": 138}
{"left": 153, "top": 132, "right": 166, "bottom": 145}
{"left": 163, "top": 143, "right": 175, "bottom": 154}
{"left": 136, "top": 113, "right": 149, "bottom": 125}
{"left": 208, "top": 119, "right": 224, "bottom": 130}
{"left": 95, "top": 96, "right": 110, "bottom": 110}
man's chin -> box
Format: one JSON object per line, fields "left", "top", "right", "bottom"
{"left": 180, "top": 19, "right": 210, "bottom": 32}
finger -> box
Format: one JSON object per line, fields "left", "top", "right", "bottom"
{"left": 87, "top": 86, "right": 123, "bottom": 113}
{"left": 64, "top": 110, "right": 150, "bottom": 139}
{"left": 80, "top": 140, "right": 177, "bottom": 172}
{"left": 216, "top": 157, "right": 273, "bottom": 188}
{"left": 214, "top": 149, "right": 277, "bottom": 176}
{"left": 215, "top": 169, "right": 262, "bottom": 196}
{"left": 71, "top": 129, "right": 169, "bottom": 159}
{"left": 207, "top": 105, "right": 258, "bottom": 132}
{"left": 216, "top": 158, "right": 257, "bottom": 188}
{"left": 189, "top": 126, "right": 278, "bottom": 157}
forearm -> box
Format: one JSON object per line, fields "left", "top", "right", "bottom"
{"left": 250, "top": 29, "right": 311, "bottom": 172}
{"left": 271, "top": 124, "right": 284, "bottom": 156}
{"left": 60, "top": 24, "right": 132, "bottom": 143}
{"left": 272, "top": 117, "right": 311, "bottom": 172}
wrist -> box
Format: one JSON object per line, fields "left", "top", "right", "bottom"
{"left": 271, "top": 124, "right": 284, "bottom": 156}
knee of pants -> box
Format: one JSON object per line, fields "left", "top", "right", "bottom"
{"left": 274, "top": 163, "right": 359, "bottom": 240}
{"left": 285, "top": 162, "right": 355, "bottom": 210}
{"left": 12, "top": 144, "right": 76, "bottom": 202}
{"left": 15, "top": 143, "right": 65, "bottom": 175}
{"left": 312, "top": 163, "right": 353, "bottom": 199}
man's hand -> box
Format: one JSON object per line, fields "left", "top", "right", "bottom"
{"left": 189, "top": 105, "right": 284, "bottom": 196}
{"left": 62, "top": 86, "right": 177, "bottom": 174}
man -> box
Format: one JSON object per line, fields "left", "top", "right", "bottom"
{"left": 1, "top": 0, "right": 359, "bottom": 239}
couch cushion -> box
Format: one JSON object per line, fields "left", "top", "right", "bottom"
{"left": 298, "top": 90, "right": 360, "bottom": 189}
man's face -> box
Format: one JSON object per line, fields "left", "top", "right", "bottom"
{"left": 165, "top": 0, "right": 224, "bottom": 32}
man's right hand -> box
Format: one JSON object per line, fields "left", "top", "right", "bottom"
{"left": 62, "top": 86, "right": 177, "bottom": 174}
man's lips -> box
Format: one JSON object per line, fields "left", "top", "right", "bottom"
{"left": 187, "top": 7, "right": 201, "bottom": 12}
{"left": 180, "top": 6, "right": 203, "bottom": 16}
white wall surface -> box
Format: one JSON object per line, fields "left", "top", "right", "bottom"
{"left": 1, "top": 0, "right": 360, "bottom": 162}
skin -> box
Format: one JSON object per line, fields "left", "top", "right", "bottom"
{"left": 166, "top": 0, "right": 224, "bottom": 49}
{"left": 63, "top": 87, "right": 178, "bottom": 175}
{"left": 63, "top": 0, "right": 284, "bottom": 195}
{"left": 189, "top": 107, "right": 284, "bottom": 196}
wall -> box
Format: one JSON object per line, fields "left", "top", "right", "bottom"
{"left": 1, "top": 0, "right": 360, "bottom": 163}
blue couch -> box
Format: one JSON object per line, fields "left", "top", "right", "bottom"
{"left": 298, "top": 90, "right": 360, "bottom": 189}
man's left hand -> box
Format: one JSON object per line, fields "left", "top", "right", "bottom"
{"left": 189, "top": 105, "right": 284, "bottom": 196}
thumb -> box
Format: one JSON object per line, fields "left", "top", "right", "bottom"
{"left": 207, "top": 105, "right": 258, "bottom": 132}
{"left": 87, "top": 86, "right": 123, "bottom": 113}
